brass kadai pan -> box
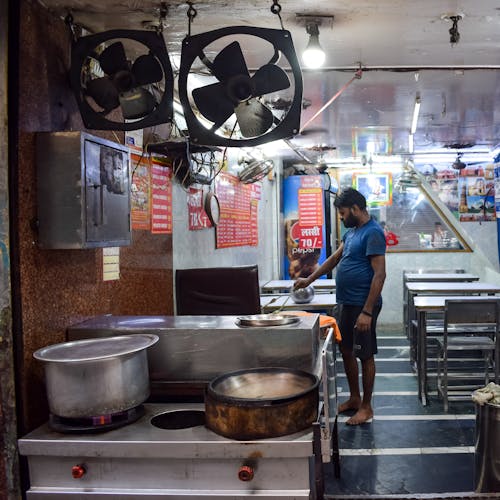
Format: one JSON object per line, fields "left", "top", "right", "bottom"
{"left": 205, "top": 367, "right": 319, "bottom": 440}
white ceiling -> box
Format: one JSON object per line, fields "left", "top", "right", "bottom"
{"left": 39, "top": 0, "right": 500, "bottom": 163}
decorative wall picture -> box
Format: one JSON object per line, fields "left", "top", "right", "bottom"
{"left": 416, "top": 161, "right": 495, "bottom": 222}
{"left": 352, "top": 127, "right": 392, "bottom": 156}
{"left": 353, "top": 172, "right": 393, "bottom": 206}
{"left": 458, "top": 170, "right": 495, "bottom": 222}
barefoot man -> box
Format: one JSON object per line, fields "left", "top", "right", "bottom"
{"left": 294, "top": 188, "right": 386, "bottom": 425}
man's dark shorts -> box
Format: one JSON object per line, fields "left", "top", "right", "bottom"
{"left": 336, "top": 304, "right": 381, "bottom": 360}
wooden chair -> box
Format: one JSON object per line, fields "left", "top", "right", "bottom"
{"left": 436, "top": 298, "right": 500, "bottom": 412}
{"left": 175, "top": 265, "right": 261, "bottom": 316}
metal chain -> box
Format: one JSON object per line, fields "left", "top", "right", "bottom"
{"left": 156, "top": 2, "right": 168, "bottom": 34}
{"left": 270, "top": 0, "right": 284, "bottom": 30}
{"left": 64, "top": 13, "right": 78, "bottom": 42}
{"left": 186, "top": 2, "right": 197, "bottom": 37}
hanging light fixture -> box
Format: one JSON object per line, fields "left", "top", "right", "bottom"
{"left": 296, "top": 14, "right": 333, "bottom": 70}
{"left": 441, "top": 13, "right": 464, "bottom": 47}
{"left": 302, "top": 22, "right": 325, "bottom": 69}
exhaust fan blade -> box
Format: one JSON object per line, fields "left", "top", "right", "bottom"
{"left": 132, "top": 54, "right": 163, "bottom": 85}
{"left": 235, "top": 99, "right": 274, "bottom": 137}
{"left": 99, "top": 41, "right": 129, "bottom": 75}
{"left": 251, "top": 64, "right": 290, "bottom": 96}
{"left": 86, "top": 77, "right": 120, "bottom": 111}
{"left": 212, "top": 41, "right": 250, "bottom": 82}
{"left": 192, "top": 82, "right": 235, "bottom": 125}
{"left": 119, "top": 87, "right": 157, "bottom": 120}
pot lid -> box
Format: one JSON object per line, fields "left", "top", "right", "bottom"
{"left": 33, "top": 334, "right": 159, "bottom": 363}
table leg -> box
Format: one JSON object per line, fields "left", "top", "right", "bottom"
{"left": 417, "top": 309, "right": 428, "bottom": 406}
{"left": 404, "top": 286, "right": 409, "bottom": 338}
{"left": 407, "top": 291, "right": 417, "bottom": 342}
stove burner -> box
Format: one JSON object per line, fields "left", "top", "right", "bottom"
{"left": 49, "top": 405, "right": 145, "bottom": 434}
{"left": 151, "top": 410, "right": 205, "bottom": 429}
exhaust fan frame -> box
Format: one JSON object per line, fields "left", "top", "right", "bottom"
{"left": 178, "top": 26, "right": 303, "bottom": 147}
{"left": 70, "top": 29, "right": 174, "bottom": 131}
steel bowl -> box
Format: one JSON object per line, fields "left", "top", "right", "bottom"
{"left": 290, "top": 285, "right": 315, "bottom": 304}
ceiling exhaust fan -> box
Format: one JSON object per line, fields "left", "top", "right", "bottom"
{"left": 178, "top": 26, "right": 303, "bottom": 147}
{"left": 69, "top": 30, "right": 174, "bottom": 131}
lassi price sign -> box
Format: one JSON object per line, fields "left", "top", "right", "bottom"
{"left": 297, "top": 187, "right": 324, "bottom": 249}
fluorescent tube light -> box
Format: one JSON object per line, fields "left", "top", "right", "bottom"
{"left": 408, "top": 134, "right": 414, "bottom": 153}
{"left": 410, "top": 95, "right": 421, "bottom": 134}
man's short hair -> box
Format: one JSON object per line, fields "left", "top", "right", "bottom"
{"left": 334, "top": 188, "right": 367, "bottom": 210}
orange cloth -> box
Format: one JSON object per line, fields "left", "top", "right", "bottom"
{"left": 281, "top": 311, "right": 342, "bottom": 343}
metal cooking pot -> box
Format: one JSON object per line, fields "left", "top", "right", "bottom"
{"left": 205, "top": 367, "right": 319, "bottom": 440}
{"left": 33, "top": 334, "right": 159, "bottom": 418}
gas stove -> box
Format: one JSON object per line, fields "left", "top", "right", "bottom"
{"left": 19, "top": 316, "right": 338, "bottom": 499}
{"left": 20, "top": 403, "right": 319, "bottom": 499}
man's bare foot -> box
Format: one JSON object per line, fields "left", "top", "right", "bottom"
{"left": 338, "top": 398, "right": 361, "bottom": 414}
{"left": 346, "top": 405, "right": 373, "bottom": 425}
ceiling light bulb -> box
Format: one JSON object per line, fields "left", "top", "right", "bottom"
{"left": 302, "top": 23, "right": 326, "bottom": 69}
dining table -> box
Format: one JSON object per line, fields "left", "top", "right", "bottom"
{"left": 403, "top": 272, "right": 479, "bottom": 283}
{"left": 404, "top": 281, "right": 500, "bottom": 339}
{"left": 260, "top": 279, "right": 336, "bottom": 294}
{"left": 260, "top": 293, "right": 337, "bottom": 317}
{"left": 413, "top": 294, "right": 500, "bottom": 405}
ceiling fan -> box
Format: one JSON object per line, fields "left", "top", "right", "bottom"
{"left": 178, "top": 26, "right": 303, "bottom": 147}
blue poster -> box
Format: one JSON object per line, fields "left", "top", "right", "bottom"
{"left": 283, "top": 175, "right": 327, "bottom": 279}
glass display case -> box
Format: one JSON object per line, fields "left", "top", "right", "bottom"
{"left": 336, "top": 169, "right": 470, "bottom": 252}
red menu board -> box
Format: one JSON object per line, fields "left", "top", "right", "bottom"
{"left": 130, "top": 151, "right": 151, "bottom": 230}
{"left": 150, "top": 157, "right": 172, "bottom": 234}
{"left": 298, "top": 185, "right": 324, "bottom": 249}
{"left": 215, "top": 173, "right": 258, "bottom": 248}
{"left": 187, "top": 187, "right": 212, "bottom": 230}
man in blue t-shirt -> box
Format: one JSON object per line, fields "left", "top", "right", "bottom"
{"left": 294, "top": 188, "right": 386, "bottom": 425}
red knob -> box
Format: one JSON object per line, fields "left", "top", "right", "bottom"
{"left": 72, "top": 464, "right": 86, "bottom": 479}
{"left": 238, "top": 465, "right": 254, "bottom": 481}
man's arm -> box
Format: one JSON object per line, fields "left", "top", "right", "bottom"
{"left": 294, "top": 242, "right": 344, "bottom": 289}
{"left": 355, "top": 254, "right": 386, "bottom": 332}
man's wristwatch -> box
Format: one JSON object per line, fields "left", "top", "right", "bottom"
{"left": 361, "top": 309, "right": 373, "bottom": 317}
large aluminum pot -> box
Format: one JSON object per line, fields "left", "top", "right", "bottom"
{"left": 205, "top": 367, "right": 319, "bottom": 440}
{"left": 33, "top": 334, "right": 158, "bottom": 418}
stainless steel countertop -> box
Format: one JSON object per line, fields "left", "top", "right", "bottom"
{"left": 18, "top": 404, "right": 314, "bottom": 459}
{"left": 68, "top": 314, "right": 318, "bottom": 332}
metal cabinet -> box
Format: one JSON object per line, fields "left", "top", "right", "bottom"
{"left": 37, "top": 131, "right": 131, "bottom": 249}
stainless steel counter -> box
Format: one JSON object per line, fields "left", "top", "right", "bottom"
{"left": 67, "top": 315, "right": 321, "bottom": 385}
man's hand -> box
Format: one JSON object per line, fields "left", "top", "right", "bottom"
{"left": 293, "top": 277, "right": 310, "bottom": 290}
{"left": 355, "top": 313, "right": 371, "bottom": 333}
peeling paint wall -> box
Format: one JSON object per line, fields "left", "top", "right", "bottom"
{"left": 1, "top": 1, "right": 21, "bottom": 499}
